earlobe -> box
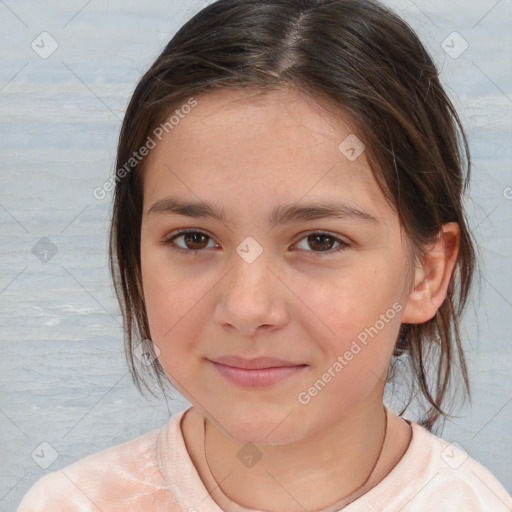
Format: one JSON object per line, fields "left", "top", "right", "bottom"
{"left": 401, "top": 222, "right": 460, "bottom": 324}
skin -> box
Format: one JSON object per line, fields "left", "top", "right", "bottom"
{"left": 139, "top": 86, "right": 460, "bottom": 510}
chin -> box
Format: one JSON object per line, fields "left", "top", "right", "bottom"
{"left": 215, "top": 403, "right": 312, "bottom": 446}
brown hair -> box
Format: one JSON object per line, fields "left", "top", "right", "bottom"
{"left": 108, "top": 0, "right": 478, "bottom": 432}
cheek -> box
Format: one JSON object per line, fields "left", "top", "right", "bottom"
{"left": 141, "top": 270, "right": 198, "bottom": 384}
{"left": 141, "top": 243, "right": 188, "bottom": 344}
{"left": 141, "top": 247, "right": 168, "bottom": 337}
{"left": 140, "top": 244, "right": 213, "bottom": 379}
{"left": 142, "top": 272, "right": 200, "bottom": 344}
{"left": 291, "top": 261, "right": 400, "bottom": 339}
{"left": 290, "top": 262, "right": 403, "bottom": 393}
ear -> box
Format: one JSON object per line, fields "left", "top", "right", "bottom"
{"left": 401, "top": 222, "right": 460, "bottom": 324}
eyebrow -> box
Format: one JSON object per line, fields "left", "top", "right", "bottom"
{"left": 147, "top": 197, "right": 380, "bottom": 227}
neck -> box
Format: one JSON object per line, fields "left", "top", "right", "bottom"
{"left": 203, "top": 398, "right": 390, "bottom": 511}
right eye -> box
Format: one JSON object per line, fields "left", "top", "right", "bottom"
{"left": 161, "top": 229, "right": 218, "bottom": 254}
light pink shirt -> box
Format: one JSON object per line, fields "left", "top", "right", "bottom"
{"left": 17, "top": 407, "right": 512, "bottom": 511}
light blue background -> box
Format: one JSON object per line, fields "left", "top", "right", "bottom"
{"left": 1, "top": 0, "right": 511, "bottom": 509}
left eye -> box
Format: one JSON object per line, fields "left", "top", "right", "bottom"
{"left": 295, "top": 232, "right": 349, "bottom": 255}
{"left": 162, "top": 230, "right": 350, "bottom": 256}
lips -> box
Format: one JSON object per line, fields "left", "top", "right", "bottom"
{"left": 208, "top": 356, "right": 307, "bottom": 387}
{"left": 211, "top": 355, "right": 304, "bottom": 370}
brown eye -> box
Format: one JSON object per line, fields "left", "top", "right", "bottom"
{"left": 306, "top": 234, "right": 336, "bottom": 251}
{"left": 163, "top": 230, "right": 216, "bottom": 252}
{"left": 295, "top": 232, "right": 350, "bottom": 257}
{"left": 181, "top": 232, "right": 210, "bottom": 250}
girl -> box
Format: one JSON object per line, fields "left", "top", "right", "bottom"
{"left": 18, "top": 0, "right": 512, "bottom": 510}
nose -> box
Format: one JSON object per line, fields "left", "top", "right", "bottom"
{"left": 213, "top": 244, "right": 289, "bottom": 337}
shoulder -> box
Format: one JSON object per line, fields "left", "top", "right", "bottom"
{"left": 17, "top": 412, "right": 186, "bottom": 512}
{"left": 395, "top": 422, "right": 512, "bottom": 511}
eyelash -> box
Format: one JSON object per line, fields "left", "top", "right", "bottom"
{"left": 160, "top": 228, "right": 350, "bottom": 258}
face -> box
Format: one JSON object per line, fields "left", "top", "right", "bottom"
{"left": 140, "top": 86, "right": 415, "bottom": 445}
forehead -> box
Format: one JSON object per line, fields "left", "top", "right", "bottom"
{"left": 170, "top": 86, "right": 359, "bottom": 147}
{"left": 142, "top": 86, "right": 394, "bottom": 224}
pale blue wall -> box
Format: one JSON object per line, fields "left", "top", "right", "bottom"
{"left": 1, "top": 1, "right": 511, "bottom": 509}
